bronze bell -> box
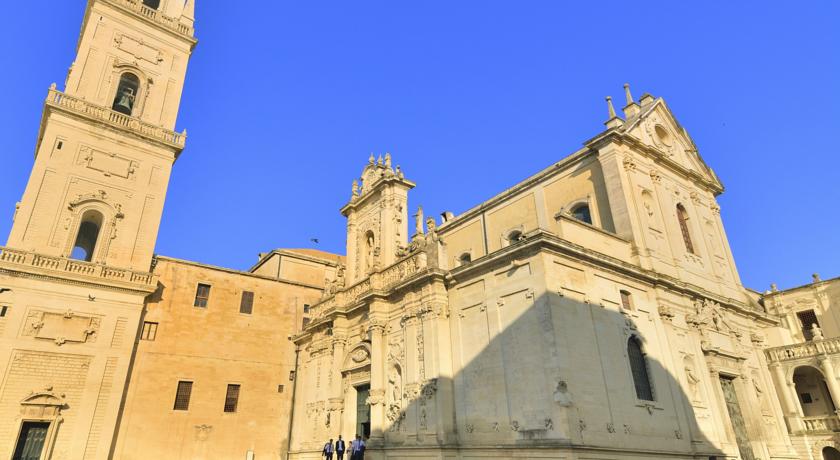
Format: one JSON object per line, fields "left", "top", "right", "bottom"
{"left": 113, "top": 87, "right": 135, "bottom": 115}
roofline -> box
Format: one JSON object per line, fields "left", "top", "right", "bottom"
{"left": 248, "top": 248, "right": 344, "bottom": 274}
{"left": 154, "top": 255, "right": 324, "bottom": 291}
{"left": 761, "top": 274, "right": 840, "bottom": 298}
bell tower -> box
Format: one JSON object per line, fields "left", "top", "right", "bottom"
{"left": 341, "top": 154, "right": 415, "bottom": 283}
{"left": 6, "top": 0, "right": 197, "bottom": 271}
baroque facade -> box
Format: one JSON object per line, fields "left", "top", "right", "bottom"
{"left": 0, "top": 1, "right": 838, "bottom": 460}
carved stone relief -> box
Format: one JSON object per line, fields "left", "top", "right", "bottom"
{"left": 23, "top": 309, "right": 101, "bottom": 346}
{"left": 114, "top": 32, "right": 164, "bottom": 65}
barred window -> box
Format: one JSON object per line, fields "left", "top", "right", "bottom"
{"left": 224, "top": 384, "right": 241, "bottom": 413}
{"left": 797, "top": 310, "right": 820, "bottom": 340}
{"left": 620, "top": 290, "right": 633, "bottom": 310}
{"left": 141, "top": 321, "right": 158, "bottom": 341}
{"left": 194, "top": 284, "right": 211, "bottom": 308}
{"left": 676, "top": 204, "right": 695, "bottom": 254}
{"left": 628, "top": 337, "right": 654, "bottom": 401}
{"left": 240, "top": 291, "right": 254, "bottom": 314}
{"left": 173, "top": 381, "right": 193, "bottom": 411}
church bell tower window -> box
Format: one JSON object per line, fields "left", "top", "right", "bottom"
{"left": 112, "top": 73, "right": 140, "bottom": 116}
{"left": 70, "top": 210, "right": 104, "bottom": 262}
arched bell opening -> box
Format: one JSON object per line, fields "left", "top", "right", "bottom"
{"left": 112, "top": 73, "right": 140, "bottom": 115}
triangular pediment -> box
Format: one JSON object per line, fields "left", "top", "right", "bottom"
{"left": 623, "top": 98, "right": 721, "bottom": 189}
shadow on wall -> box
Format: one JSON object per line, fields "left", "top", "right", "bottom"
{"left": 369, "top": 290, "right": 736, "bottom": 459}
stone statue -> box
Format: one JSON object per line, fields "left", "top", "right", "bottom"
{"left": 352, "top": 180, "right": 359, "bottom": 197}
{"left": 414, "top": 206, "right": 424, "bottom": 236}
{"left": 812, "top": 324, "right": 824, "bottom": 340}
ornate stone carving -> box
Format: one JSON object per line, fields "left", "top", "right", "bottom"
{"left": 510, "top": 420, "right": 520, "bottom": 431}
{"left": 658, "top": 304, "right": 675, "bottom": 322}
{"left": 686, "top": 298, "right": 735, "bottom": 334}
{"left": 366, "top": 389, "right": 385, "bottom": 406}
{"left": 23, "top": 309, "right": 101, "bottom": 346}
{"left": 350, "top": 347, "right": 370, "bottom": 363}
{"left": 607, "top": 422, "right": 616, "bottom": 433}
{"left": 553, "top": 380, "right": 572, "bottom": 406}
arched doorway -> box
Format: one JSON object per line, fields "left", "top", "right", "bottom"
{"left": 793, "top": 365, "right": 836, "bottom": 417}
{"left": 823, "top": 446, "right": 840, "bottom": 460}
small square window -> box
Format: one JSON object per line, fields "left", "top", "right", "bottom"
{"left": 194, "top": 283, "right": 211, "bottom": 308}
{"left": 620, "top": 290, "right": 633, "bottom": 310}
{"left": 240, "top": 291, "right": 254, "bottom": 314}
{"left": 278, "top": 384, "right": 285, "bottom": 393}
{"left": 800, "top": 393, "right": 813, "bottom": 404}
{"left": 224, "top": 384, "right": 240, "bottom": 413}
{"left": 303, "top": 304, "right": 311, "bottom": 314}
{"left": 141, "top": 321, "right": 158, "bottom": 341}
{"left": 173, "top": 381, "right": 193, "bottom": 411}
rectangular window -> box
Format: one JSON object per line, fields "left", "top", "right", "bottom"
{"left": 302, "top": 317, "right": 311, "bottom": 328}
{"left": 800, "top": 392, "right": 813, "bottom": 404}
{"left": 141, "top": 321, "right": 158, "bottom": 341}
{"left": 240, "top": 291, "right": 254, "bottom": 314}
{"left": 224, "top": 384, "right": 240, "bottom": 413}
{"left": 194, "top": 283, "right": 211, "bottom": 308}
{"left": 797, "top": 310, "right": 820, "bottom": 340}
{"left": 620, "top": 290, "right": 633, "bottom": 310}
{"left": 0, "top": 306, "right": 7, "bottom": 317}
{"left": 173, "top": 381, "right": 193, "bottom": 411}
{"left": 303, "top": 304, "right": 311, "bottom": 314}
{"left": 278, "top": 384, "right": 285, "bottom": 393}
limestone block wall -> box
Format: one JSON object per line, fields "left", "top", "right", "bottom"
{"left": 113, "top": 257, "right": 323, "bottom": 460}
{"left": 0, "top": 273, "right": 145, "bottom": 460}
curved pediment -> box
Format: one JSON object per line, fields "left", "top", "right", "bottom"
{"left": 21, "top": 388, "right": 65, "bottom": 408}
{"left": 342, "top": 342, "right": 371, "bottom": 372}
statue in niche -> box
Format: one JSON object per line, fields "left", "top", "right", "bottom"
{"left": 553, "top": 380, "right": 572, "bottom": 406}
{"left": 419, "top": 407, "right": 428, "bottom": 430}
{"left": 364, "top": 232, "right": 375, "bottom": 273}
{"left": 684, "top": 358, "right": 702, "bottom": 402}
{"left": 388, "top": 365, "right": 403, "bottom": 404}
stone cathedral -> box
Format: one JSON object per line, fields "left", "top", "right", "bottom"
{"left": 0, "top": 1, "right": 838, "bottom": 460}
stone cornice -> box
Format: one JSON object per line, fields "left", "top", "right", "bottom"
{"left": 100, "top": 0, "right": 197, "bottom": 44}
{"left": 448, "top": 230, "right": 776, "bottom": 325}
{"left": 585, "top": 130, "right": 724, "bottom": 196}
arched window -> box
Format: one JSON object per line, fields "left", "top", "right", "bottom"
{"left": 458, "top": 252, "right": 472, "bottom": 266}
{"left": 507, "top": 230, "right": 523, "bottom": 243}
{"left": 70, "top": 210, "right": 104, "bottom": 262}
{"left": 628, "top": 336, "right": 654, "bottom": 401}
{"left": 676, "top": 204, "right": 695, "bottom": 254}
{"left": 142, "top": 0, "right": 161, "bottom": 9}
{"left": 112, "top": 73, "right": 140, "bottom": 116}
{"left": 570, "top": 204, "right": 592, "bottom": 225}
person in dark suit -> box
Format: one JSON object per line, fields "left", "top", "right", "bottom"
{"left": 322, "top": 438, "right": 334, "bottom": 460}
{"left": 335, "top": 435, "right": 346, "bottom": 460}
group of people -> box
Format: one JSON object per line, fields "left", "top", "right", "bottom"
{"left": 322, "top": 435, "right": 366, "bottom": 460}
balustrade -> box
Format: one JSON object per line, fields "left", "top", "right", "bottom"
{"left": 46, "top": 88, "right": 186, "bottom": 147}
{"left": 105, "top": 0, "right": 194, "bottom": 37}
{"left": 0, "top": 246, "right": 155, "bottom": 289}
{"left": 803, "top": 415, "right": 840, "bottom": 433}
{"left": 766, "top": 337, "right": 840, "bottom": 363}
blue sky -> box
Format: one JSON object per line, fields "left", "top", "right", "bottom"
{"left": 1, "top": 1, "right": 838, "bottom": 291}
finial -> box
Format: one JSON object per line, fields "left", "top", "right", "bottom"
{"left": 606, "top": 96, "right": 616, "bottom": 119}
{"left": 377, "top": 154, "right": 383, "bottom": 166}
{"left": 623, "top": 83, "right": 634, "bottom": 106}
{"left": 49, "top": 82, "right": 57, "bottom": 90}
{"left": 396, "top": 165, "right": 404, "bottom": 179}
{"left": 368, "top": 153, "right": 375, "bottom": 164}
{"left": 384, "top": 152, "right": 392, "bottom": 169}
{"left": 352, "top": 179, "right": 359, "bottom": 197}
{"left": 770, "top": 283, "right": 778, "bottom": 292}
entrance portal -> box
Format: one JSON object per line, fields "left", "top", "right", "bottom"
{"left": 824, "top": 446, "right": 840, "bottom": 460}
{"left": 719, "top": 376, "right": 755, "bottom": 460}
{"left": 355, "top": 384, "right": 371, "bottom": 439}
{"left": 13, "top": 421, "right": 50, "bottom": 460}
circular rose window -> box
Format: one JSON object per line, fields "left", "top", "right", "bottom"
{"left": 654, "top": 124, "right": 673, "bottom": 147}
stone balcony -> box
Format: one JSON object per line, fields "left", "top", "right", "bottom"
{"left": 45, "top": 86, "right": 186, "bottom": 150}
{"left": 765, "top": 337, "right": 840, "bottom": 364}
{"left": 802, "top": 415, "right": 840, "bottom": 434}
{"left": 103, "top": 0, "right": 195, "bottom": 38}
{"left": 0, "top": 246, "right": 156, "bottom": 293}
